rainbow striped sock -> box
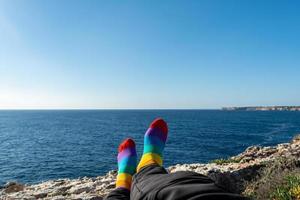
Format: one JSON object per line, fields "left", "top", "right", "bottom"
{"left": 137, "top": 118, "right": 168, "bottom": 172}
{"left": 116, "top": 138, "right": 137, "bottom": 190}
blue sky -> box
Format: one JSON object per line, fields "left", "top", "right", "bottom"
{"left": 0, "top": 0, "right": 299, "bottom": 109}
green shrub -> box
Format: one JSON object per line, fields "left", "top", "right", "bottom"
{"left": 270, "top": 175, "right": 300, "bottom": 200}
{"left": 211, "top": 158, "right": 241, "bottom": 165}
{"left": 243, "top": 158, "right": 300, "bottom": 200}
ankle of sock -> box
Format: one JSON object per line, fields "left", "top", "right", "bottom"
{"left": 137, "top": 118, "right": 168, "bottom": 172}
{"left": 116, "top": 138, "right": 137, "bottom": 190}
{"left": 116, "top": 173, "right": 132, "bottom": 190}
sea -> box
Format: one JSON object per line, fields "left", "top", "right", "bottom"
{"left": 1, "top": 110, "right": 300, "bottom": 185}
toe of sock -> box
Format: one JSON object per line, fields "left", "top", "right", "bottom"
{"left": 150, "top": 118, "right": 168, "bottom": 134}
{"left": 118, "top": 138, "right": 136, "bottom": 153}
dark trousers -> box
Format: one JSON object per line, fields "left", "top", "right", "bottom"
{"left": 105, "top": 164, "right": 248, "bottom": 200}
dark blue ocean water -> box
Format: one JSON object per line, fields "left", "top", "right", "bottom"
{"left": 1, "top": 110, "right": 300, "bottom": 185}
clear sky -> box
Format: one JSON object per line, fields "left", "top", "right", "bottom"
{"left": 0, "top": 0, "right": 299, "bottom": 109}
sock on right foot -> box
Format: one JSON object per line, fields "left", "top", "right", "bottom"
{"left": 137, "top": 118, "right": 168, "bottom": 172}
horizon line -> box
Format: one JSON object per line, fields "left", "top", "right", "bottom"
{"left": 0, "top": 108, "right": 221, "bottom": 111}
{"left": 1, "top": 105, "right": 300, "bottom": 111}
{"left": 1, "top": 105, "right": 299, "bottom": 111}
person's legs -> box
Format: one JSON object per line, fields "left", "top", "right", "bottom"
{"left": 105, "top": 138, "right": 137, "bottom": 200}
{"left": 105, "top": 117, "right": 167, "bottom": 200}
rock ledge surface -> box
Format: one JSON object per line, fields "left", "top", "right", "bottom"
{"left": 1, "top": 135, "right": 300, "bottom": 200}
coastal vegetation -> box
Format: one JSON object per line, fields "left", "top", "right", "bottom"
{"left": 243, "top": 157, "right": 300, "bottom": 200}
{"left": 211, "top": 158, "right": 241, "bottom": 165}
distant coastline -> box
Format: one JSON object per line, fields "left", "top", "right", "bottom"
{"left": 222, "top": 106, "right": 300, "bottom": 111}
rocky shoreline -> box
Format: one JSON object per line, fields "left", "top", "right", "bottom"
{"left": 1, "top": 135, "right": 300, "bottom": 200}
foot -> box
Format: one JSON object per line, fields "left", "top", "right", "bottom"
{"left": 137, "top": 118, "right": 168, "bottom": 172}
{"left": 116, "top": 138, "right": 137, "bottom": 190}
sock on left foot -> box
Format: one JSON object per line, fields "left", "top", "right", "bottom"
{"left": 116, "top": 138, "right": 137, "bottom": 190}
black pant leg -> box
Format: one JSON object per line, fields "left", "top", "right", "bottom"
{"left": 104, "top": 187, "right": 130, "bottom": 200}
{"left": 104, "top": 165, "right": 166, "bottom": 200}
{"left": 130, "top": 164, "right": 249, "bottom": 200}
{"left": 130, "top": 164, "right": 169, "bottom": 200}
